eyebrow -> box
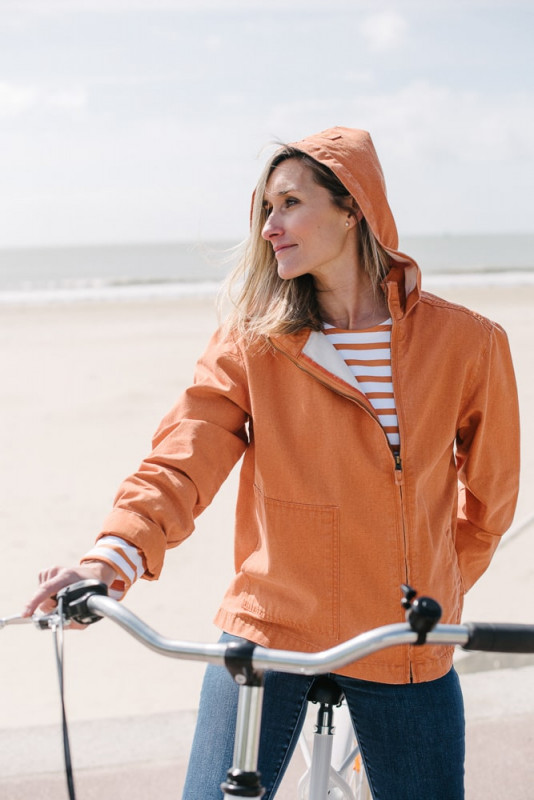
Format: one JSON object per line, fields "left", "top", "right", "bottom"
{"left": 263, "top": 186, "right": 299, "bottom": 201}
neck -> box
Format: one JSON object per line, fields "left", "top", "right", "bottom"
{"left": 316, "top": 271, "right": 389, "bottom": 330}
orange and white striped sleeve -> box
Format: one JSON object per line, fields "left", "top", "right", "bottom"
{"left": 80, "top": 536, "right": 146, "bottom": 600}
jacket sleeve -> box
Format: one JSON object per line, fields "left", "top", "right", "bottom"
{"left": 455, "top": 322, "right": 520, "bottom": 592}
{"left": 96, "top": 328, "right": 250, "bottom": 580}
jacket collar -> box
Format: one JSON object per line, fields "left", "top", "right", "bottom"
{"left": 269, "top": 328, "right": 367, "bottom": 400}
{"left": 268, "top": 262, "right": 421, "bottom": 392}
{"left": 383, "top": 259, "right": 421, "bottom": 321}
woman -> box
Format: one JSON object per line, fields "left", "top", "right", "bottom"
{"left": 25, "top": 127, "right": 520, "bottom": 798}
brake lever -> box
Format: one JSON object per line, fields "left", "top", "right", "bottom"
{"left": 0, "top": 612, "right": 72, "bottom": 631}
{"left": 0, "top": 613, "right": 33, "bottom": 629}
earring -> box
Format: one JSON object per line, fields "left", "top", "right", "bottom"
{"left": 345, "top": 220, "right": 350, "bottom": 227}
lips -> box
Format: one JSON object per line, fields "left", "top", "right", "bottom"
{"left": 273, "top": 244, "right": 296, "bottom": 256}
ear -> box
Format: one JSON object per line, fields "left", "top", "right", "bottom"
{"left": 345, "top": 209, "right": 363, "bottom": 229}
{"left": 344, "top": 200, "right": 363, "bottom": 226}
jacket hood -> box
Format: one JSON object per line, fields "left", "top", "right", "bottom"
{"left": 288, "top": 126, "right": 420, "bottom": 298}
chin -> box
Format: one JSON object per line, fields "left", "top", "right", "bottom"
{"left": 278, "top": 271, "right": 300, "bottom": 282}
{"left": 277, "top": 263, "right": 305, "bottom": 282}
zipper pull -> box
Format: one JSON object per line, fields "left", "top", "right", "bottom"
{"left": 394, "top": 452, "right": 403, "bottom": 484}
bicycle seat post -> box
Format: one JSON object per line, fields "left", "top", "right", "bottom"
{"left": 221, "top": 641, "right": 266, "bottom": 799}
{"left": 304, "top": 677, "right": 345, "bottom": 800}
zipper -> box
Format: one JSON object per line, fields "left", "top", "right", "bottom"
{"left": 393, "top": 454, "right": 408, "bottom": 578}
{"left": 393, "top": 450, "right": 413, "bottom": 680}
{"left": 389, "top": 320, "right": 410, "bottom": 583}
{"left": 389, "top": 317, "right": 413, "bottom": 682}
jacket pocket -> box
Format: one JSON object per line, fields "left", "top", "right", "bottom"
{"left": 241, "top": 487, "right": 340, "bottom": 637}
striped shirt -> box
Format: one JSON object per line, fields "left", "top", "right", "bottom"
{"left": 323, "top": 319, "right": 400, "bottom": 451}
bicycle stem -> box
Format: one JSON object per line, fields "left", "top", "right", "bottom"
{"left": 220, "top": 684, "right": 266, "bottom": 797}
{"left": 219, "top": 639, "right": 267, "bottom": 797}
{"left": 233, "top": 685, "right": 265, "bottom": 771}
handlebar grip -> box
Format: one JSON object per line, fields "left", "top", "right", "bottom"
{"left": 463, "top": 623, "right": 534, "bottom": 653}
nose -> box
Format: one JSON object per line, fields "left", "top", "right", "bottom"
{"left": 261, "top": 211, "right": 282, "bottom": 241}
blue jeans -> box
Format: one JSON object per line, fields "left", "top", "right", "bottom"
{"left": 183, "top": 635, "right": 465, "bottom": 799}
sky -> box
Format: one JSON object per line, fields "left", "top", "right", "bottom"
{"left": 0, "top": 0, "right": 533, "bottom": 247}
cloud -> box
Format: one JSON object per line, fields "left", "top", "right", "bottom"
{"left": 0, "top": 82, "right": 36, "bottom": 117}
{"left": 3, "top": 0, "right": 534, "bottom": 14}
{"left": 262, "top": 80, "right": 534, "bottom": 164}
{"left": 0, "top": 0, "right": 396, "bottom": 10}
{"left": 204, "top": 34, "right": 223, "bottom": 50}
{"left": 47, "top": 88, "right": 88, "bottom": 110}
{"left": 360, "top": 11, "right": 408, "bottom": 52}
{"left": 367, "top": 81, "right": 534, "bottom": 163}
{"left": 0, "top": 80, "right": 89, "bottom": 118}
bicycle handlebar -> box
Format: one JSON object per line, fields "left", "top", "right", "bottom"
{"left": 79, "top": 592, "right": 534, "bottom": 673}
{"left": 4, "top": 583, "right": 534, "bottom": 674}
{"left": 88, "top": 593, "right": 466, "bottom": 674}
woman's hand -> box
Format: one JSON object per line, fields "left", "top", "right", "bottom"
{"left": 23, "top": 561, "right": 118, "bottom": 618}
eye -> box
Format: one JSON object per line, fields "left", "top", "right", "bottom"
{"left": 284, "top": 196, "right": 299, "bottom": 208}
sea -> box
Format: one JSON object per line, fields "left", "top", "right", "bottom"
{"left": 0, "top": 233, "right": 533, "bottom": 306}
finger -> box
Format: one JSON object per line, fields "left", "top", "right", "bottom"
{"left": 23, "top": 573, "right": 69, "bottom": 616}
{"left": 22, "top": 587, "right": 55, "bottom": 617}
{"left": 38, "top": 566, "right": 63, "bottom": 585}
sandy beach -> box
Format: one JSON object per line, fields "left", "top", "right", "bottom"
{"left": 0, "top": 283, "right": 533, "bottom": 797}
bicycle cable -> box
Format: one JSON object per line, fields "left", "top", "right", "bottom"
{"left": 52, "top": 596, "right": 77, "bottom": 800}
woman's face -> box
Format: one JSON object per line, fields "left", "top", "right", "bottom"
{"left": 261, "top": 158, "right": 356, "bottom": 286}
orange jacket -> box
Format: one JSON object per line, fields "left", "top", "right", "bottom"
{"left": 97, "top": 129, "right": 520, "bottom": 683}
{"left": 99, "top": 281, "right": 519, "bottom": 683}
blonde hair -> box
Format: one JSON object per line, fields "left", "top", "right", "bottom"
{"left": 222, "top": 146, "right": 391, "bottom": 340}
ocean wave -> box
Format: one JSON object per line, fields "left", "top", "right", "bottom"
{"left": 0, "top": 280, "right": 223, "bottom": 306}
{"left": 1, "top": 271, "right": 534, "bottom": 306}
{"left": 423, "top": 270, "right": 534, "bottom": 288}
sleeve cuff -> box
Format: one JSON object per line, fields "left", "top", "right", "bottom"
{"left": 81, "top": 536, "right": 147, "bottom": 600}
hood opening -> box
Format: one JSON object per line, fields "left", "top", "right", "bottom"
{"left": 288, "top": 126, "right": 421, "bottom": 290}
